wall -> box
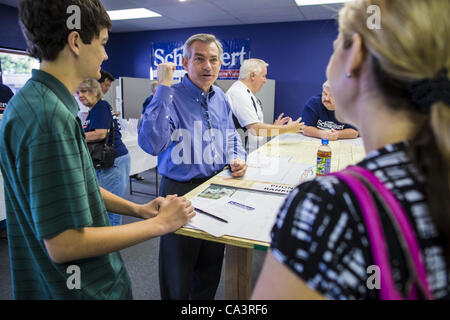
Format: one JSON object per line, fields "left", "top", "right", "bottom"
{"left": 103, "top": 20, "right": 338, "bottom": 117}
{"left": 0, "top": 4, "right": 27, "bottom": 50}
{"left": 0, "top": 3, "right": 338, "bottom": 117}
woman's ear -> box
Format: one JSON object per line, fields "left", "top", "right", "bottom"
{"left": 67, "top": 31, "right": 81, "bottom": 57}
{"left": 346, "top": 33, "right": 367, "bottom": 78}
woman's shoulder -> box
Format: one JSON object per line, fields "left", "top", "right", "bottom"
{"left": 271, "top": 176, "right": 374, "bottom": 299}
{"left": 91, "top": 99, "right": 112, "bottom": 115}
{"left": 95, "top": 99, "right": 112, "bottom": 110}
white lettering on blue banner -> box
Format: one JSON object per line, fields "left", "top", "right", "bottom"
{"left": 150, "top": 39, "right": 250, "bottom": 80}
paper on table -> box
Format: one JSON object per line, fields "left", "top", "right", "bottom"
{"left": 187, "top": 185, "right": 286, "bottom": 243}
{"left": 274, "top": 133, "right": 316, "bottom": 143}
{"left": 219, "top": 152, "right": 315, "bottom": 186}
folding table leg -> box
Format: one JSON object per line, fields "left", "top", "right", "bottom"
{"left": 225, "top": 245, "right": 253, "bottom": 300}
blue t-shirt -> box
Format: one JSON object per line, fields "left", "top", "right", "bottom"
{"left": 83, "top": 100, "right": 128, "bottom": 158}
{"left": 301, "top": 94, "right": 355, "bottom": 130}
{"left": 0, "top": 84, "right": 14, "bottom": 114}
{"left": 142, "top": 94, "right": 153, "bottom": 114}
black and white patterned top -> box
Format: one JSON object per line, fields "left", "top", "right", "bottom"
{"left": 271, "top": 142, "right": 450, "bottom": 299}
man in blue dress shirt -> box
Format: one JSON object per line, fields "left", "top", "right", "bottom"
{"left": 138, "top": 33, "right": 247, "bottom": 300}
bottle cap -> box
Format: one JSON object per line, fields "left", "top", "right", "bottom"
{"left": 321, "top": 139, "right": 329, "bottom": 145}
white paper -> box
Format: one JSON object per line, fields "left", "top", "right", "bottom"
{"left": 220, "top": 152, "right": 315, "bottom": 186}
{"left": 187, "top": 185, "right": 286, "bottom": 243}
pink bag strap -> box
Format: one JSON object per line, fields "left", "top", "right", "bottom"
{"left": 346, "top": 166, "right": 433, "bottom": 299}
{"left": 331, "top": 170, "right": 400, "bottom": 299}
{"left": 331, "top": 166, "right": 433, "bottom": 300}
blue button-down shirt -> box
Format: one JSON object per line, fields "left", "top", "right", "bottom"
{"left": 138, "top": 75, "right": 246, "bottom": 182}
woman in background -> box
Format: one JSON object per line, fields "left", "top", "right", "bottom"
{"left": 78, "top": 78, "right": 130, "bottom": 226}
{"left": 253, "top": 0, "right": 450, "bottom": 299}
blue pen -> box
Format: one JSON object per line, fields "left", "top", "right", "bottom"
{"left": 228, "top": 201, "right": 255, "bottom": 211}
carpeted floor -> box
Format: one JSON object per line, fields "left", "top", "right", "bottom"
{"left": 0, "top": 168, "right": 267, "bottom": 300}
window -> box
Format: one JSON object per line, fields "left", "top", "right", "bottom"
{"left": 0, "top": 49, "right": 39, "bottom": 94}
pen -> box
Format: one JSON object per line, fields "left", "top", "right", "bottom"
{"left": 194, "top": 207, "right": 229, "bottom": 224}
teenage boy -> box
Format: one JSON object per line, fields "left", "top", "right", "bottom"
{"left": 0, "top": 0, "right": 195, "bottom": 300}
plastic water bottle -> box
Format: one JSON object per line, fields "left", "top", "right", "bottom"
{"left": 316, "top": 139, "right": 332, "bottom": 176}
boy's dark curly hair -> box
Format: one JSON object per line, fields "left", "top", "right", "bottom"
{"left": 18, "top": 0, "right": 112, "bottom": 61}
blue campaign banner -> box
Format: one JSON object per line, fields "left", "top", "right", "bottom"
{"left": 150, "top": 39, "right": 250, "bottom": 80}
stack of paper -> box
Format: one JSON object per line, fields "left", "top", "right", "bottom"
{"left": 187, "top": 185, "right": 286, "bottom": 243}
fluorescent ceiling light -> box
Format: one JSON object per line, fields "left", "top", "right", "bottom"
{"left": 107, "top": 8, "right": 161, "bottom": 21}
{"left": 295, "top": 0, "right": 350, "bottom": 6}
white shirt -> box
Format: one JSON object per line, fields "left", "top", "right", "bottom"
{"left": 226, "top": 80, "right": 265, "bottom": 152}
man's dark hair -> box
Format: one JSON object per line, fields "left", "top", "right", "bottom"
{"left": 18, "top": 0, "right": 112, "bottom": 62}
{"left": 99, "top": 70, "right": 115, "bottom": 83}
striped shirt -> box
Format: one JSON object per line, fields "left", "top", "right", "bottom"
{"left": 0, "top": 69, "right": 132, "bottom": 299}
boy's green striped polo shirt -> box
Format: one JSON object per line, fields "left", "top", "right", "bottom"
{"left": 0, "top": 69, "right": 132, "bottom": 299}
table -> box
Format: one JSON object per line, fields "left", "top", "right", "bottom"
{"left": 121, "top": 133, "right": 159, "bottom": 196}
{"left": 122, "top": 133, "right": 157, "bottom": 176}
{"left": 175, "top": 133, "right": 366, "bottom": 299}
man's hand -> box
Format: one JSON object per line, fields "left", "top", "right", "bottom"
{"left": 273, "top": 113, "right": 291, "bottom": 126}
{"left": 157, "top": 62, "right": 176, "bottom": 87}
{"left": 229, "top": 158, "right": 248, "bottom": 177}
{"left": 322, "top": 129, "right": 340, "bottom": 141}
{"left": 285, "top": 117, "right": 305, "bottom": 134}
{"left": 154, "top": 196, "right": 196, "bottom": 234}
{"left": 134, "top": 195, "right": 177, "bottom": 219}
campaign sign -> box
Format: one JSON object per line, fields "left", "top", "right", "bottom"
{"left": 150, "top": 39, "right": 250, "bottom": 80}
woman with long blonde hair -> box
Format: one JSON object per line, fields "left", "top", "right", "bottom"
{"left": 253, "top": 0, "right": 450, "bottom": 299}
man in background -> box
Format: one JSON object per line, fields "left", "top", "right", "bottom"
{"left": 226, "top": 59, "right": 304, "bottom": 152}
{"left": 99, "top": 69, "right": 114, "bottom": 95}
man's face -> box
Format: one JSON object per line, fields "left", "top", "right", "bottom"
{"left": 182, "top": 40, "right": 222, "bottom": 92}
{"left": 253, "top": 66, "right": 267, "bottom": 93}
{"left": 322, "top": 86, "right": 336, "bottom": 110}
{"left": 78, "top": 28, "right": 109, "bottom": 80}
{"left": 100, "top": 79, "right": 112, "bottom": 94}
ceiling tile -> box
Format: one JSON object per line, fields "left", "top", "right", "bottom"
{"left": 183, "top": 18, "right": 245, "bottom": 28}
{"left": 150, "top": 3, "right": 233, "bottom": 22}
{"left": 232, "top": 7, "right": 303, "bottom": 20}
{"left": 98, "top": 0, "right": 140, "bottom": 11}
{"left": 0, "top": 0, "right": 339, "bottom": 32}
{"left": 110, "top": 17, "right": 187, "bottom": 32}
{"left": 209, "top": 0, "right": 296, "bottom": 11}
{"left": 0, "top": 0, "right": 18, "bottom": 8}
{"left": 298, "top": 4, "right": 342, "bottom": 20}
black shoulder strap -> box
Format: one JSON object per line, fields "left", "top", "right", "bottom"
{"left": 104, "top": 105, "right": 115, "bottom": 147}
